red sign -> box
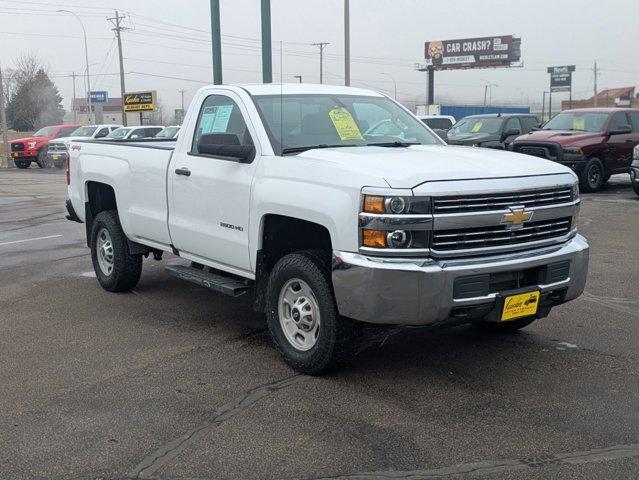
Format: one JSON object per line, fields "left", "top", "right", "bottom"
{"left": 425, "top": 36, "right": 521, "bottom": 70}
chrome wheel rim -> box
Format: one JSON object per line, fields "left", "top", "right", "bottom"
{"left": 588, "top": 164, "right": 601, "bottom": 187}
{"left": 278, "top": 278, "right": 320, "bottom": 351}
{"left": 96, "top": 228, "right": 114, "bottom": 276}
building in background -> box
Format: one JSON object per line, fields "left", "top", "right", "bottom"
{"left": 69, "top": 98, "right": 147, "bottom": 126}
{"left": 562, "top": 86, "right": 638, "bottom": 110}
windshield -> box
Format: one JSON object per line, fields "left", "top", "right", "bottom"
{"left": 70, "top": 126, "right": 98, "bottom": 137}
{"left": 106, "top": 127, "right": 131, "bottom": 139}
{"left": 33, "top": 126, "right": 57, "bottom": 137}
{"left": 449, "top": 118, "right": 503, "bottom": 135}
{"left": 155, "top": 127, "right": 180, "bottom": 138}
{"left": 542, "top": 112, "right": 609, "bottom": 132}
{"left": 252, "top": 94, "right": 441, "bottom": 154}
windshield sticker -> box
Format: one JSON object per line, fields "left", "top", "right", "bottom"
{"left": 572, "top": 117, "right": 585, "bottom": 131}
{"left": 328, "top": 107, "right": 364, "bottom": 141}
{"left": 471, "top": 121, "right": 483, "bottom": 133}
{"left": 199, "top": 104, "right": 234, "bottom": 133}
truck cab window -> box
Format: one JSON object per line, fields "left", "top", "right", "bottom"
{"left": 504, "top": 117, "right": 522, "bottom": 134}
{"left": 609, "top": 113, "right": 628, "bottom": 132}
{"left": 192, "top": 95, "right": 253, "bottom": 154}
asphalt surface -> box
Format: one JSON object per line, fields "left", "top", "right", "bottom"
{"left": 0, "top": 167, "right": 638, "bottom": 480}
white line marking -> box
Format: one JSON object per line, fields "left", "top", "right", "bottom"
{"left": 0, "top": 234, "right": 63, "bottom": 247}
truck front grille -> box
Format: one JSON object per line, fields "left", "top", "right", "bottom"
{"left": 432, "top": 187, "right": 573, "bottom": 214}
{"left": 432, "top": 217, "right": 572, "bottom": 252}
{"left": 513, "top": 142, "right": 560, "bottom": 160}
{"left": 47, "top": 142, "right": 67, "bottom": 153}
{"left": 11, "top": 142, "right": 24, "bottom": 152}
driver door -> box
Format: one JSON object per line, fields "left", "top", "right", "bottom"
{"left": 168, "top": 91, "right": 259, "bottom": 275}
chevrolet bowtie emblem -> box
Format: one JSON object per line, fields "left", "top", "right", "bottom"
{"left": 501, "top": 208, "right": 533, "bottom": 229}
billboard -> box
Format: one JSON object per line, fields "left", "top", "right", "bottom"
{"left": 548, "top": 65, "right": 575, "bottom": 93}
{"left": 424, "top": 36, "right": 521, "bottom": 70}
{"left": 123, "top": 91, "right": 157, "bottom": 112}
{"left": 90, "top": 91, "right": 108, "bottom": 103}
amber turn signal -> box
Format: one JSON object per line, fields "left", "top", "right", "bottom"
{"left": 362, "top": 229, "right": 386, "bottom": 248}
{"left": 363, "top": 195, "right": 385, "bottom": 214}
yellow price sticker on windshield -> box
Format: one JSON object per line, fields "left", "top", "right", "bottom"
{"left": 328, "top": 107, "right": 364, "bottom": 141}
{"left": 471, "top": 121, "right": 483, "bottom": 133}
{"left": 573, "top": 118, "right": 585, "bottom": 131}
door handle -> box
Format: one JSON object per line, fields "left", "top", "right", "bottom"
{"left": 174, "top": 167, "right": 191, "bottom": 176}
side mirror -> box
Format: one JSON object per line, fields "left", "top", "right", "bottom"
{"left": 198, "top": 142, "right": 255, "bottom": 162}
{"left": 609, "top": 124, "right": 632, "bottom": 135}
{"left": 502, "top": 128, "right": 521, "bottom": 140}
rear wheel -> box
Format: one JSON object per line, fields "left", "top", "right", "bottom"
{"left": 579, "top": 157, "right": 604, "bottom": 192}
{"left": 14, "top": 159, "right": 30, "bottom": 169}
{"left": 90, "top": 210, "right": 142, "bottom": 292}
{"left": 265, "top": 250, "right": 360, "bottom": 375}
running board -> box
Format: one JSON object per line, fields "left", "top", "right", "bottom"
{"left": 165, "top": 265, "right": 251, "bottom": 297}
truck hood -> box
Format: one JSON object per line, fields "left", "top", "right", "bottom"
{"left": 11, "top": 136, "right": 51, "bottom": 146}
{"left": 446, "top": 132, "right": 497, "bottom": 145}
{"left": 515, "top": 129, "right": 602, "bottom": 146}
{"left": 293, "top": 145, "right": 572, "bottom": 189}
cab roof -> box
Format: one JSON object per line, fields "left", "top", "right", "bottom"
{"left": 230, "top": 83, "right": 384, "bottom": 97}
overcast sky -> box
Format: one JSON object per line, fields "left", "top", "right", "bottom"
{"left": 1, "top": 0, "right": 638, "bottom": 114}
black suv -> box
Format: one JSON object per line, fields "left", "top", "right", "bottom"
{"left": 446, "top": 114, "right": 540, "bottom": 149}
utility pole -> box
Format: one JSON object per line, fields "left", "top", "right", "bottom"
{"left": 312, "top": 42, "right": 330, "bottom": 84}
{"left": 593, "top": 61, "right": 598, "bottom": 107}
{"left": 71, "top": 72, "right": 77, "bottom": 123}
{"left": 59, "top": 10, "right": 92, "bottom": 123}
{"left": 344, "top": 0, "right": 350, "bottom": 86}
{"left": 0, "top": 64, "right": 8, "bottom": 169}
{"left": 261, "top": 0, "right": 272, "bottom": 83}
{"left": 108, "top": 10, "right": 129, "bottom": 126}
{"left": 210, "top": 0, "right": 223, "bottom": 84}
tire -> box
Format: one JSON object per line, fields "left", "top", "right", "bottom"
{"left": 474, "top": 317, "right": 536, "bottom": 333}
{"left": 35, "top": 149, "right": 49, "bottom": 168}
{"left": 14, "top": 159, "right": 30, "bottom": 169}
{"left": 579, "top": 157, "right": 604, "bottom": 192}
{"left": 265, "top": 250, "right": 360, "bottom": 375}
{"left": 90, "top": 210, "right": 142, "bottom": 292}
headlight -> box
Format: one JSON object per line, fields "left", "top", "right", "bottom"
{"left": 563, "top": 147, "right": 584, "bottom": 156}
{"left": 362, "top": 195, "right": 431, "bottom": 215}
{"left": 360, "top": 194, "right": 432, "bottom": 251}
{"left": 571, "top": 182, "right": 580, "bottom": 201}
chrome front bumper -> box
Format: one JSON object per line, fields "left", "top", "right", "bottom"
{"left": 332, "top": 235, "right": 589, "bottom": 326}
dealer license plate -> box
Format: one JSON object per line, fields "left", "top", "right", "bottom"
{"left": 501, "top": 291, "right": 540, "bottom": 321}
{"left": 51, "top": 155, "right": 60, "bottom": 160}
{"left": 11, "top": 152, "right": 18, "bottom": 157}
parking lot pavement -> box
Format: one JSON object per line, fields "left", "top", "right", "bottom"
{"left": 0, "top": 168, "right": 638, "bottom": 480}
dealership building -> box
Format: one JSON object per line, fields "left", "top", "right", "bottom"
{"left": 562, "top": 86, "right": 638, "bottom": 110}
{"left": 69, "top": 98, "right": 146, "bottom": 126}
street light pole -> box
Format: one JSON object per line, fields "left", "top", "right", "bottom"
{"left": 59, "top": 10, "right": 92, "bottom": 122}
{"left": 380, "top": 72, "right": 397, "bottom": 100}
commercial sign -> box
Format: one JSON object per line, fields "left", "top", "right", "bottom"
{"left": 123, "top": 91, "right": 157, "bottom": 112}
{"left": 90, "top": 91, "right": 108, "bottom": 103}
{"left": 548, "top": 65, "right": 575, "bottom": 93}
{"left": 424, "top": 35, "right": 521, "bottom": 70}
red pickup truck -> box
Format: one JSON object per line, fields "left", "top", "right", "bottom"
{"left": 10, "top": 124, "right": 81, "bottom": 169}
{"left": 513, "top": 108, "right": 639, "bottom": 192}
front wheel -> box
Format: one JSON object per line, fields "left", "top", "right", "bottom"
{"left": 265, "top": 250, "right": 360, "bottom": 375}
{"left": 35, "top": 149, "right": 49, "bottom": 168}
{"left": 14, "top": 159, "right": 30, "bottom": 169}
{"left": 90, "top": 210, "right": 142, "bottom": 292}
{"left": 579, "top": 157, "right": 604, "bottom": 192}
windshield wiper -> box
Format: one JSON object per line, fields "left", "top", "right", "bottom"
{"left": 281, "top": 144, "right": 361, "bottom": 155}
{"left": 365, "top": 141, "right": 419, "bottom": 147}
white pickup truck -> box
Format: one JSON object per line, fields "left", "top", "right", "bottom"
{"left": 66, "top": 84, "right": 589, "bottom": 374}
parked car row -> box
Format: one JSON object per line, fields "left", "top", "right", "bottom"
{"left": 425, "top": 108, "right": 639, "bottom": 193}
{"left": 9, "top": 124, "right": 181, "bottom": 169}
